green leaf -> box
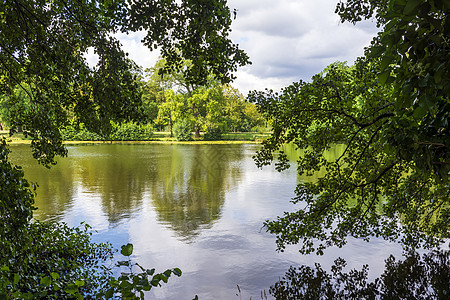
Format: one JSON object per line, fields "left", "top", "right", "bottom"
{"left": 160, "top": 274, "right": 168, "bottom": 283}
{"left": 40, "top": 276, "right": 51, "bottom": 287}
{"left": 403, "top": 0, "right": 422, "bottom": 15}
{"left": 172, "top": 268, "right": 182, "bottom": 276}
{"left": 380, "top": 56, "right": 394, "bottom": 71}
{"left": 0, "top": 266, "right": 9, "bottom": 272}
{"left": 378, "top": 70, "right": 391, "bottom": 85}
{"left": 418, "top": 94, "right": 435, "bottom": 112}
{"left": 75, "top": 280, "right": 85, "bottom": 287}
{"left": 120, "top": 243, "right": 133, "bottom": 257}
{"left": 65, "top": 284, "right": 78, "bottom": 295}
{"left": 369, "top": 46, "right": 385, "bottom": 57}
{"left": 13, "top": 273, "right": 20, "bottom": 285}
{"left": 413, "top": 106, "right": 426, "bottom": 119}
{"left": 50, "top": 272, "right": 60, "bottom": 280}
{"left": 163, "top": 269, "right": 172, "bottom": 278}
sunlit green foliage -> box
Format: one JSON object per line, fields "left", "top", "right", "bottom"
{"left": 144, "top": 57, "right": 265, "bottom": 139}
{"left": 250, "top": 0, "right": 449, "bottom": 255}
{"left": 173, "top": 118, "right": 193, "bottom": 141}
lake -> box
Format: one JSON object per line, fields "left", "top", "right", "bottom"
{"left": 9, "top": 143, "right": 404, "bottom": 299}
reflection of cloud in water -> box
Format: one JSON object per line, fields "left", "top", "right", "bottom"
{"left": 196, "top": 234, "right": 250, "bottom": 251}
{"left": 12, "top": 143, "right": 412, "bottom": 299}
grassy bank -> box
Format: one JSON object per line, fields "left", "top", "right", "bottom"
{"left": 1, "top": 130, "right": 270, "bottom": 145}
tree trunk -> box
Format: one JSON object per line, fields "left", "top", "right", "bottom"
{"left": 169, "top": 112, "right": 173, "bottom": 137}
{"left": 194, "top": 126, "right": 200, "bottom": 139}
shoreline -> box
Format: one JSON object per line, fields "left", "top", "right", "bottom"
{"left": 6, "top": 140, "right": 261, "bottom": 145}
{"left": 2, "top": 133, "right": 267, "bottom": 146}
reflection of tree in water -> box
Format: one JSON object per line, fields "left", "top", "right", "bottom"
{"left": 282, "top": 143, "right": 346, "bottom": 183}
{"left": 9, "top": 145, "right": 76, "bottom": 222}
{"left": 76, "top": 145, "right": 160, "bottom": 225}
{"left": 151, "top": 144, "right": 244, "bottom": 241}
{"left": 12, "top": 144, "right": 245, "bottom": 233}
{"left": 271, "top": 250, "right": 449, "bottom": 299}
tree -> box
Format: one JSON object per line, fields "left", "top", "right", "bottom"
{"left": 155, "top": 90, "right": 186, "bottom": 136}
{"left": 249, "top": 0, "right": 448, "bottom": 255}
{"left": 222, "top": 84, "right": 265, "bottom": 132}
{"left": 337, "top": 0, "right": 449, "bottom": 180}
{"left": 0, "top": 0, "right": 249, "bottom": 297}
{"left": 0, "top": 0, "right": 249, "bottom": 166}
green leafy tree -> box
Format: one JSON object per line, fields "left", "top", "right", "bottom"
{"left": 336, "top": 0, "right": 449, "bottom": 180}
{"left": 155, "top": 90, "right": 186, "bottom": 137}
{"left": 142, "top": 57, "right": 191, "bottom": 130}
{"left": 222, "top": 84, "right": 264, "bottom": 132}
{"left": 0, "top": 0, "right": 249, "bottom": 166}
{"left": 188, "top": 84, "right": 228, "bottom": 139}
{"left": 249, "top": 0, "right": 448, "bottom": 255}
{"left": 1, "top": 0, "right": 249, "bottom": 297}
{"left": 222, "top": 84, "right": 245, "bottom": 132}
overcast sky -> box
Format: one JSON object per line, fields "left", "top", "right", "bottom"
{"left": 98, "top": 0, "right": 380, "bottom": 95}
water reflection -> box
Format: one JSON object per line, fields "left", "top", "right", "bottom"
{"left": 150, "top": 145, "right": 243, "bottom": 240}
{"left": 282, "top": 143, "right": 346, "bottom": 182}
{"left": 8, "top": 143, "right": 410, "bottom": 299}
{"left": 9, "top": 144, "right": 244, "bottom": 239}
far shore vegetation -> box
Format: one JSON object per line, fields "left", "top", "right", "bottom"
{"left": 1, "top": 129, "right": 271, "bottom": 144}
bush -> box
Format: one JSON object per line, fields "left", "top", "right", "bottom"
{"left": 61, "top": 121, "right": 153, "bottom": 141}
{"left": 203, "top": 126, "right": 222, "bottom": 140}
{"left": 173, "top": 119, "right": 192, "bottom": 141}
{"left": 0, "top": 138, "right": 111, "bottom": 298}
{"left": 0, "top": 222, "right": 113, "bottom": 299}
{"left": 60, "top": 122, "right": 102, "bottom": 141}
{"left": 111, "top": 122, "right": 153, "bottom": 141}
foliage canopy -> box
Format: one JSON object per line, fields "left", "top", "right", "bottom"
{"left": 0, "top": 0, "right": 249, "bottom": 166}
{"left": 0, "top": 0, "right": 249, "bottom": 297}
{"left": 250, "top": 0, "right": 449, "bottom": 255}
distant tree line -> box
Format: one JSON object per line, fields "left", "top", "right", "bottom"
{"left": 0, "top": 58, "right": 265, "bottom": 142}
{"left": 140, "top": 58, "right": 266, "bottom": 140}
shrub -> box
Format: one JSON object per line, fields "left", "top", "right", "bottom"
{"left": 61, "top": 122, "right": 153, "bottom": 141}
{"left": 60, "top": 122, "right": 102, "bottom": 141}
{"left": 111, "top": 122, "right": 153, "bottom": 141}
{"left": 0, "top": 138, "right": 111, "bottom": 298}
{"left": 203, "top": 125, "right": 222, "bottom": 140}
{"left": 173, "top": 118, "right": 192, "bottom": 141}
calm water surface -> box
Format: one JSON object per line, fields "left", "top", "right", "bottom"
{"left": 10, "top": 143, "right": 404, "bottom": 299}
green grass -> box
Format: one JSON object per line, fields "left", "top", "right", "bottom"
{"left": 1, "top": 130, "right": 271, "bottom": 144}
{"left": 221, "top": 132, "right": 270, "bottom": 141}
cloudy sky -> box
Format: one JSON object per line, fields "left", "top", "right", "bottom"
{"left": 107, "top": 0, "right": 380, "bottom": 95}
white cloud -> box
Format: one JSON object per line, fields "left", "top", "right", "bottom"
{"left": 227, "top": 0, "right": 379, "bottom": 94}
{"left": 114, "top": 0, "right": 379, "bottom": 95}
{"left": 113, "top": 31, "right": 161, "bottom": 70}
